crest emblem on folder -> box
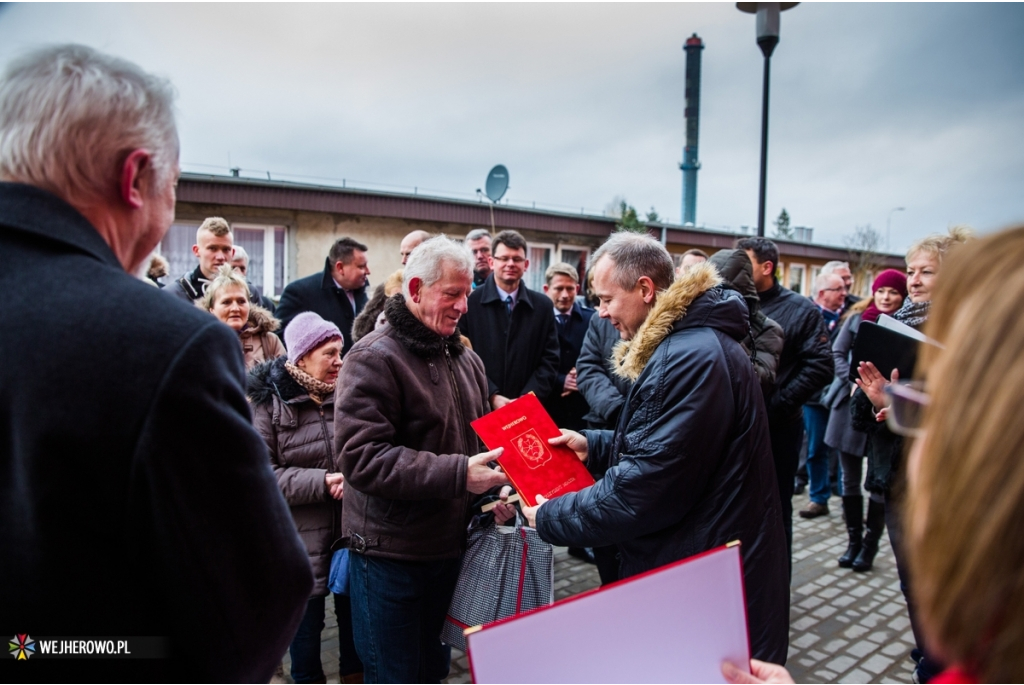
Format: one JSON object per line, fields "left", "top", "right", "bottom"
{"left": 513, "top": 428, "right": 551, "bottom": 469}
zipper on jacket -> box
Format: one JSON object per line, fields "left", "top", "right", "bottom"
{"left": 443, "top": 344, "right": 473, "bottom": 460}
{"left": 319, "top": 404, "right": 339, "bottom": 541}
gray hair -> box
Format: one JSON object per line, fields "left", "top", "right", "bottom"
{"left": 821, "top": 260, "right": 850, "bottom": 276}
{"left": 402, "top": 235, "right": 474, "bottom": 298}
{"left": 232, "top": 245, "right": 249, "bottom": 264}
{"left": 464, "top": 228, "right": 492, "bottom": 243}
{"left": 0, "top": 44, "right": 178, "bottom": 207}
{"left": 592, "top": 232, "right": 675, "bottom": 291}
{"left": 814, "top": 272, "right": 843, "bottom": 295}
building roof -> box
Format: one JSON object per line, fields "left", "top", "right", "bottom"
{"left": 177, "top": 172, "right": 904, "bottom": 266}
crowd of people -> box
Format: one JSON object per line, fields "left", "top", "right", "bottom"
{"left": 3, "top": 43, "right": 1023, "bottom": 685}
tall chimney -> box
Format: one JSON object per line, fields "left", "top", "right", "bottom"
{"left": 680, "top": 33, "right": 704, "bottom": 226}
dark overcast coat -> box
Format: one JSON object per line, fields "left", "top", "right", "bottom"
{"left": 275, "top": 258, "right": 368, "bottom": 357}
{"left": 0, "top": 182, "right": 311, "bottom": 682}
{"left": 535, "top": 264, "right": 789, "bottom": 664}
{"left": 458, "top": 274, "right": 560, "bottom": 401}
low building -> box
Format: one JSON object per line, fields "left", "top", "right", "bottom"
{"left": 168, "top": 173, "right": 903, "bottom": 300}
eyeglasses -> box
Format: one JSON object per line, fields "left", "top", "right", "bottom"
{"left": 823, "top": 287, "right": 847, "bottom": 293}
{"left": 493, "top": 256, "right": 526, "bottom": 265}
{"left": 884, "top": 381, "right": 930, "bottom": 437}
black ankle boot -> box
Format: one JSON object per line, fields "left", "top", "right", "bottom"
{"left": 853, "top": 498, "right": 886, "bottom": 572}
{"left": 838, "top": 495, "right": 864, "bottom": 568}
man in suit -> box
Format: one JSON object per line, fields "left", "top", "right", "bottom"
{"left": 0, "top": 44, "right": 311, "bottom": 682}
{"left": 541, "top": 262, "right": 594, "bottom": 431}
{"left": 275, "top": 237, "right": 371, "bottom": 356}
{"left": 459, "top": 230, "right": 559, "bottom": 410}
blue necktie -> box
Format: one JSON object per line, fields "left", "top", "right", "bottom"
{"left": 505, "top": 295, "right": 514, "bottom": 317}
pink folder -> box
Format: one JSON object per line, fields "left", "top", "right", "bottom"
{"left": 465, "top": 543, "right": 751, "bottom": 684}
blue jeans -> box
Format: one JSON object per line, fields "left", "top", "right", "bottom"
{"left": 349, "top": 553, "right": 462, "bottom": 684}
{"left": 802, "top": 404, "right": 833, "bottom": 505}
{"left": 290, "top": 593, "right": 363, "bottom": 683}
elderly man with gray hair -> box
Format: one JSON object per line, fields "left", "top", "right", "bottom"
{"left": 0, "top": 45, "right": 311, "bottom": 681}
{"left": 522, "top": 231, "right": 790, "bottom": 664}
{"left": 821, "top": 259, "right": 860, "bottom": 311}
{"left": 335, "top": 235, "right": 511, "bottom": 683}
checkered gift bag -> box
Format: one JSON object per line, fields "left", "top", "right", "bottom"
{"left": 442, "top": 516, "right": 554, "bottom": 651}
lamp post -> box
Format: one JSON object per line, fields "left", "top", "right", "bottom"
{"left": 886, "top": 206, "right": 905, "bottom": 252}
{"left": 737, "top": 2, "right": 798, "bottom": 237}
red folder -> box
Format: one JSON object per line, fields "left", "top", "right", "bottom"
{"left": 471, "top": 393, "right": 595, "bottom": 507}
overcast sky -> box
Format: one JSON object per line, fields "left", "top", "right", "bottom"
{"left": 1, "top": 2, "right": 1021, "bottom": 252}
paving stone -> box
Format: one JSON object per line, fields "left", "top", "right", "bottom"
{"left": 840, "top": 668, "right": 873, "bottom": 683}
{"left": 826, "top": 655, "right": 857, "bottom": 674}
{"left": 862, "top": 653, "right": 893, "bottom": 674}
{"left": 847, "top": 640, "right": 878, "bottom": 658}
{"left": 791, "top": 633, "right": 819, "bottom": 649}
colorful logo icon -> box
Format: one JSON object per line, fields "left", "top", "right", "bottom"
{"left": 9, "top": 634, "right": 34, "bottom": 660}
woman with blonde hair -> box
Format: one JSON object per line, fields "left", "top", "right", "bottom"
{"left": 198, "top": 264, "right": 285, "bottom": 369}
{"left": 851, "top": 225, "right": 972, "bottom": 681}
{"left": 723, "top": 224, "right": 1024, "bottom": 684}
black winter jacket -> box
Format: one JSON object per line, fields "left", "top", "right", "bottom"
{"left": 758, "top": 279, "right": 834, "bottom": 419}
{"left": 576, "top": 314, "right": 633, "bottom": 428}
{"left": 275, "top": 258, "right": 368, "bottom": 357}
{"left": 535, "top": 264, "right": 790, "bottom": 664}
{"left": 0, "top": 182, "right": 311, "bottom": 682}
{"left": 458, "top": 274, "right": 560, "bottom": 401}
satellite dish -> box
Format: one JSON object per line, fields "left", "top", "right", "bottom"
{"left": 484, "top": 165, "right": 509, "bottom": 203}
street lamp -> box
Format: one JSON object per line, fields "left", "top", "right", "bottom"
{"left": 737, "top": 2, "right": 798, "bottom": 237}
{"left": 886, "top": 206, "right": 905, "bottom": 252}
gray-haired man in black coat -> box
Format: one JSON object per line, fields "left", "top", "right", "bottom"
{"left": 0, "top": 45, "right": 311, "bottom": 683}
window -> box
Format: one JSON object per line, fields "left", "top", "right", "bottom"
{"left": 232, "top": 224, "right": 287, "bottom": 298}
{"left": 158, "top": 222, "right": 287, "bottom": 298}
{"left": 558, "top": 245, "right": 590, "bottom": 285}
{"left": 788, "top": 263, "right": 806, "bottom": 294}
{"left": 525, "top": 242, "right": 554, "bottom": 292}
{"left": 810, "top": 265, "right": 822, "bottom": 290}
{"left": 159, "top": 222, "right": 200, "bottom": 283}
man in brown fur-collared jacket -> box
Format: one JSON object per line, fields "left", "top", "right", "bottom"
{"left": 523, "top": 231, "right": 790, "bottom": 665}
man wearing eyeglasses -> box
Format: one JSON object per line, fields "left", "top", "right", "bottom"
{"left": 799, "top": 273, "right": 848, "bottom": 519}
{"left": 464, "top": 228, "right": 494, "bottom": 289}
{"left": 459, "top": 230, "right": 560, "bottom": 410}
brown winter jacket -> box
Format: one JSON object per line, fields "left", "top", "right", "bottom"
{"left": 335, "top": 295, "right": 490, "bottom": 561}
{"left": 249, "top": 357, "right": 341, "bottom": 596}
{"left": 240, "top": 305, "right": 286, "bottom": 370}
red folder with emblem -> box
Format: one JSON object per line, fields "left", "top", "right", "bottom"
{"left": 471, "top": 393, "right": 595, "bottom": 507}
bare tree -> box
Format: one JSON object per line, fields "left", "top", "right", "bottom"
{"left": 843, "top": 224, "right": 886, "bottom": 297}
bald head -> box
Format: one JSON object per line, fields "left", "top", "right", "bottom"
{"left": 400, "top": 230, "right": 432, "bottom": 265}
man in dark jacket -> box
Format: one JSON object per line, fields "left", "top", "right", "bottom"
{"left": 336, "top": 237, "right": 509, "bottom": 683}
{"left": 0, "top": 45, "right": 311, "bottom": 683}
{"left": 275, "top": 237, "right": 370, "bottom": 356}
{"left": 708, "top": 249, "right": 785, "bottom": 400}
{"left": 167, "top": 216, "right": 235, "bottom": 302}
{"left": 459, "top": 230, "right": 560, "bottom": 409}
{"left": 737, "top": 237, "right": 834, "bottom": 566}
{"left": 576, "top": 314, "right": 633, "bottom": 429}
{"left": 525, "top": 233, "right": 789, "bottom": 664}
{"left": 541, "top": 262, "right": 594, "bottom": 431}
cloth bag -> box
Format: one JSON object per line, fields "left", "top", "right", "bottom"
{"left": 442, "top": 516, "right": 554, "bottom": 652}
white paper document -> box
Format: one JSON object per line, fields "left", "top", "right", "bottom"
{"left": 466, "top": 543, "right": 750, "bottom": 684}
{"left": 877, "top": 314, "right": 944, "bottom": 348}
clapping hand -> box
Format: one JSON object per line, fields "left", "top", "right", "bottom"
{"left": 855, "top": 362, "right": 899, "bottom": 410}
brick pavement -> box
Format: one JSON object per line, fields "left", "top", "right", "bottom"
{"left": 282, "top": 491, "right": 919, "bottom": 683}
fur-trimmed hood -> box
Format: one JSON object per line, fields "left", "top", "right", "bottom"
{"left": 612, "top": 261, "right": 748, "bottom": 381}
{"left": 240, "top": 304, "right": 280, "bottom": 337}
{"left": 247, "top": 356, "right": 316, "bottom": 407}
{"left": 383, "top": 293, "right": 467, "bottom": 359}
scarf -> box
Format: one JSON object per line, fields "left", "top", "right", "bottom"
{"left": 284, "top": 361, "right": 335, "bottom": 405}
{"left": 893, "top": 299, "right": 931, "bottom": 329}
{"left": 862, "top": 302, "right": 883, "bottom": 324}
